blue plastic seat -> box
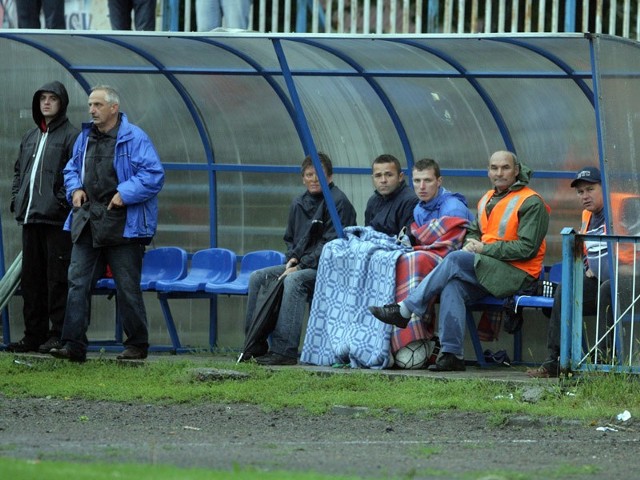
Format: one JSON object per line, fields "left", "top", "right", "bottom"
{"left": 94, "top": 246, "right": 188, "bottom": 291}
{"left": 204, "top": 250, "right": 285, "bottom": 295}
{"left": 155, "top": 248, "right": 237, "bottom": 292}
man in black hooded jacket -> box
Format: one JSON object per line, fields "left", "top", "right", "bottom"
{"left": 8, "top": 81, "right": 79, "bottom": 354}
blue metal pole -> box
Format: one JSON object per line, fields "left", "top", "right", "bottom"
{"left": 296, "top": 0, "right": 308, "bottom": 32}
{"left": 559, "top": 227, "right": 576, "bottom": 372}
{"left": 427, "top": 0, "right": 439, "bottom": 33}
{"left": 564, "top": 0, "right": 576, "bottom": 32}
{"left": 162, "top": 0, "right": 180, "bottom": 31}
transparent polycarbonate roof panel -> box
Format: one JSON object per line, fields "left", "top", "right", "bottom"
{"left": 277, "top": 39, "right": 359, "bottom": 72}
{"left": 207, "top": 37, "right": 286, "bottom": 70}
{"left": 16, "top": 33, "right": 154, "bottom": 67}
{"left": 179, "top": 74, "right": 302, "bottom": 166}
{"left": 157, "top": 170, "right": 211, "bottom": 251}
{"left": 216, "top": 170, "right": 303, "bottom": 254}
{"left": 118, "top": 36, "right": 260, "bottom": 70}
{"left": 297, "top": 37, "right": 459, "bottom": 73}
{"left": 377, "top": 77, "right": 505, "bottom": 169}
{"left": 478, "top": 77, "right": 597, "bottom": 171}
{"left": 79, "top": 72, "right": 205, "bottom": 164}
{"left": 417, "top": 37, "right": 574, "bottom": 73}
{"left": 514, "top": 37, "right": 594, "bottom": 73}
{"left": 287, "top": 75, "right": 406, "bottom": 169}
{"left": 594, "top": 36, "right": 640, "bottom": 235}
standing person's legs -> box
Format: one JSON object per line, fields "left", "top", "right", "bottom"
{"left": 16, "top": 0, "right": 42, "bottom": 28}
{"left": 195, "top": 0, "right": 222, "bottom": 31}
{"left": 220, "top": 0, "right": 251, "bottom": 29}
{"left": 45, "top": 226, "right": 72, "bottom": 341}
{"left": 14, "top": 225, "right": 48, "bottom": 349}
{"left": 60, "top": 229, "right": 103, "bottom": 357}
{"left": 267, "top": 268, "right": 316, "bottom": 359}
{"left": 106, "top": 243, "right": 148, "bottom": 352}
{"left": 108, "top": 0, "right": 133, "bottom": 30}
{"left": 132, "top": 0, "right": 156, "bottom": 31}
{"left": 42, "top": 0, "right": 66, "bottom": 28}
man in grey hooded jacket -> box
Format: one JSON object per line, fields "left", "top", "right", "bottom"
{"left": 9, "top": 81, "right": 79, "bottom": 354}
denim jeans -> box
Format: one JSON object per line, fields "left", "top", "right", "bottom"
{"left": 195, "top": 0, "right": 251, "bottom": 30}
{"left": 403, "top": 250, "right": 489, "bottom": 356}
{"left": 245, "top": 264, "right": 316, "bottom": 359}
{"left": 108, "top": 0, "right": 157, "bottom": 31}
{"left": 61, "top": 228, "right": 149, "bottom": 355}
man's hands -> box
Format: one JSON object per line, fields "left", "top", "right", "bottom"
{"left": 73, "top": 189, "right": 124, "bottom": 210}
{"left": 279, "top": 258, "right": 300, "bottom": 280}
{"left": 463, "top": 238, "right": 484, "bottom": 254}
{"left": 72, "top": 189, "right": 87, "bottom": 207}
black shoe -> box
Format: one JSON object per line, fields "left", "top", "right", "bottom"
{"left": 368, "top": 304, "right": 409, "bottom": 328}
{"left": 255, "top": 352, "right": 297, "bottom": 366}
{"left": 117, "top": 346, "right": 148, "bottom": 360}
{"left": 6, "top": 338, "right": 40, "bottom": 353}
{"left": 50, "top": 347, "right": 87, "bottom": 363}
{"left": 38, "top": 337, "right": 63, "bottom": 354}
{"left": 428, "top": 352, "right": 466, "bottom": 372}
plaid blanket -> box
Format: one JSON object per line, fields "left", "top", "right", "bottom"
{"left": 391, "top": 216, "right": 469, "bottom": 353}
{"left": 300, "top": 226, "right": 409, "bottom": 369}
{"left": 301, "top": 217, "right": 468, "bottom": 368}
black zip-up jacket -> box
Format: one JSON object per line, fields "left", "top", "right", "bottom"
{"left": 11, "top": 81, "right": 79, "bottom": 226}
{"left": 284, "top": 183, "right": 357, "bottom": 270}
{"left": 364, "top": 181, "right": 418, "bottom": 236}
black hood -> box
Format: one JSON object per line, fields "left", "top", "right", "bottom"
{"left": 32, "top": 80, "right": 70, "bottom": 127}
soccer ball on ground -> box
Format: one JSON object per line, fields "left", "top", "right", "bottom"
{"left": 393, "top": 339, "right": 434, "bottom": 369}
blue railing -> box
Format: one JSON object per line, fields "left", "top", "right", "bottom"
{"left": 560, "top": 229, "right": 640, "bottom": 374}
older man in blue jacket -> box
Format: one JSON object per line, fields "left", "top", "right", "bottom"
{"left": 51, "top": 85, "right": 164, "bottom": 362}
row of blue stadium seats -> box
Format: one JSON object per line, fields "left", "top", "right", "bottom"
{"left": 94, "top": 247, "right": 286, "bottom": 295}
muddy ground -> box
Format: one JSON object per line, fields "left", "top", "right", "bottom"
{"left": 0, "top": 356, "right": 638, "bottom": 479}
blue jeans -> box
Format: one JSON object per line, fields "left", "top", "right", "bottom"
{"left": 108, "top": 0, "right": 157, "bottom": 31}
{"left": 403, "top": 251, "right": 489, "bottom": 356}
{"left": 245, "top": 264, "right": 316, "bottom": 359}
{"left": 61, "top": 228, "right": 149, "bottom": 355}
{"left": 196, "top": 0, "right": 251, "bottom": 30}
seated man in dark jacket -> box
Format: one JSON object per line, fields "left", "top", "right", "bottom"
{"left": 364, "top": 154, "right": 418, "bottom": 236}
{"left": 244, "top": 152, "right": 357, "bottom": 366}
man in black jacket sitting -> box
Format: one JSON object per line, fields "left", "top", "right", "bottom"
{"left": 364, "top": 154, "right": 418, "bottom": 236}
{"left": 244, "top": 152, "right": 357, "bottom": 366}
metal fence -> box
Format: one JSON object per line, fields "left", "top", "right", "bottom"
{"left": 560, "top": 229, "right": 640, "bottom": 374}
{"left": 228, "top": 0, "right": 640, "bottom": 39}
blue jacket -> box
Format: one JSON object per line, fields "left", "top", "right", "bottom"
{"left": 63, "top": 113, "right": 164, "bottom": 239}
{"left": 413, "top": 186, "right": 474, "bottom": 226}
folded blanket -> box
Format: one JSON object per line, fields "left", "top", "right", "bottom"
{"left": 392, "top": 217, "right": 469, "bottom": 353}
{"left": 301, "top": 217, "right": 468, "bottom": 368}
{"left": 300, "top": 226, "right": 409, "bottom": 369}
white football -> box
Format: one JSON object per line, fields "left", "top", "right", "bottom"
{"left": 394, "top": 339, "right": 432, "bottom": 369}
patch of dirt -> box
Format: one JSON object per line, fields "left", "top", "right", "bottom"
{"left": 1, "top": 395, "right": 638, "bottom": 478}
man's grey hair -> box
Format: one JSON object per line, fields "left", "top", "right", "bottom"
{"left": 91, "top": 85, "right": 120, "bottom": 106}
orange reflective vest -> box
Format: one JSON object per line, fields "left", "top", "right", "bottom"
{"left": 478, "top": 187, "right": 547, "bottom": 278}
{"left": 580, "top": 210, "right": 593, "bottom": 235}
{"left": 586, "top": 197, "right": 640, "bottom": 266}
